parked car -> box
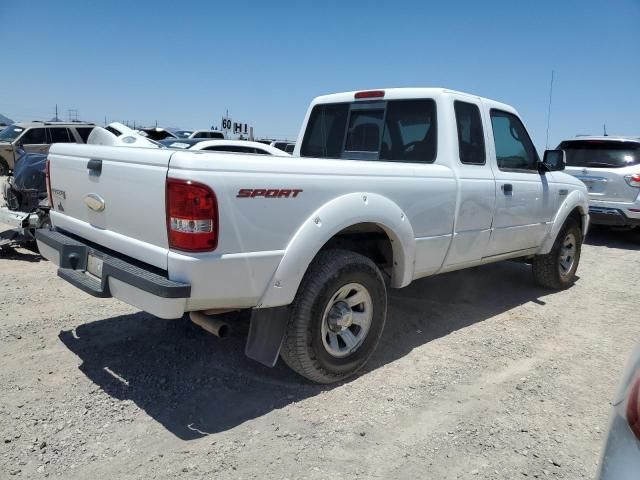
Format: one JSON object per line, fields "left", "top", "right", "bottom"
{"left": 189, "top": 130, "right": 225, "bottom": 139}
{"left": 159, "top": 138, "right": 290, "bottom": 156}
{"left": 36, "top": 88, "right": 589, "bottom": 383}
{"left": 270, "top": 140, "right": 294, "bottom": 151}
{"left": 561, "top": 136, "right": 640, "bottom": 229}
{"left": 138, "top": 127, "right": 178, "bottom": 141}
{"left": 0, "top": 121, "right": 95, "bottom": 175}
{"left": 596, "top": 343, "right": 640, "bottom": 479}
{"left": 0, "top": 148, "right": 50, "bottom": 249}
{"left": 172, "top": 130, "right": 194, "bottom": 138}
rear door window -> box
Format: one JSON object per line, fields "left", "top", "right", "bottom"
{"left": 558, "top": 140, "right": 640, "bottom": 168}
{"left": 20, "top": 128, "right": 46, "bottom": 145}
{"left": 48, "top": 128, "right": 73, "bottom": 143}
{"left": 454, "top": 101, "right": 486, "bottom": 165}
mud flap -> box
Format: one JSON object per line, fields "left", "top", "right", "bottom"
{"left": 245, "top": 306, "right": 290, "bottom": 367}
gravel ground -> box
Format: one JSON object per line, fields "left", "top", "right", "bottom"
{"left": 1, "top": 209, "right": 639, "bottom": 479}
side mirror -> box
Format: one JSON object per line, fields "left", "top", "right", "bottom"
{"left": 541, "top": 149, "right": 565, "bottom": 172}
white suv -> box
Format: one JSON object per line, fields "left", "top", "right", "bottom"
{"left": 561, "top": 137, "right": 640, "bottom": 228}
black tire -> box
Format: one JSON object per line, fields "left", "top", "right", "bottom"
{"left": 532, "top": 217, "right": 582, "bottom": 290}
{"left": 0, "top": 158, "right": 9, "bottom": 176}
{"left": 280, "top": 249, "right": 387, "bottom": 383}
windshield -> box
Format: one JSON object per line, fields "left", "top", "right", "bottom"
{"left": 559, "top": 140, "right": 640, "bottom": 168}
{"left": 159, "top": 138, "right": 202, "bottom": 149}
{"left": 0, "top": 125, "right": 25, "bottom": 143}
{"left": 173, "top": 130, "right": 193, "bottom": 138}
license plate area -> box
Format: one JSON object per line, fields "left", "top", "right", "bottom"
{"left": 86, "top": 252, "right": 104, "bottom": 280}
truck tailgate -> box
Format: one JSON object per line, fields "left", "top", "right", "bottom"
{"left": 48, "top": 144, "right": 173, "bottom": 270}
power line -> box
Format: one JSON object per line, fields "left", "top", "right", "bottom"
{"left": 68, "top": 109, "right": 79, "bottom": 122}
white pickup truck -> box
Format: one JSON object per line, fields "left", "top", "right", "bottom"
{"left": 37, "top": 88, "right": 589, "bottom": 383}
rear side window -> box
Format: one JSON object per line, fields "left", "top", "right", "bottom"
{"left": 300, "top": 103, "right": 349, "bottom": 158}
{"left": 454, "top": 101, "right": 485, "bottom": 165}
{"left": 490, "top": 110, "right": 539, "bottom": 171}
{"left": 75, "top": 127, "right": 94, "bottom": 143}
{"left": 558, "top": 140, "right": 640, "bottom": 168}
{"left": 19, "top": 128, "right": 46, "bottom": 144}
{"left": 48, "top": 127, "right": 72, "bottom": 143}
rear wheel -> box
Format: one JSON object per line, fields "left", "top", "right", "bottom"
{"left": 532, "top": 217, "right": 582, "bottom": 289}
{"left": 280, "top": 249, "right": 387, "bottom": 383}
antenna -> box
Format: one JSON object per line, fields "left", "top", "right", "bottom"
{"left": 545, "top": 70, "right": 555, "bottom": 149}
{"left": 603, "top": 124, "right": 608, "bottom": 136}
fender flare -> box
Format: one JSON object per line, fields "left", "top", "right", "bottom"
{"left": 257, "top": 192, "right": 416, "bottom": 308}
{"left": 537, "top": 189, "right": 589, "bottom": 255}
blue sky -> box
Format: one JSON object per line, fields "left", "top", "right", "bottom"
{"left": 1, "top": 0, "right": 638, "bottom": 150}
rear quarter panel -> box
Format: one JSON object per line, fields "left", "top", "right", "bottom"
{"left": 167, "top": 150, "right": 457, "bottom": 308}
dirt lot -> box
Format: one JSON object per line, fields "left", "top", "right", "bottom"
{"left": 1, "top": 216, "right": 639, "bottom": 479}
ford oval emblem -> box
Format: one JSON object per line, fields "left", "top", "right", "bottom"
{"left": 84, "top": 193, "right": 106, "bottom": 212}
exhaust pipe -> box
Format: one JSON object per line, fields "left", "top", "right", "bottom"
{"left": 189, "top": 311, "right": 230, "bottom": 338}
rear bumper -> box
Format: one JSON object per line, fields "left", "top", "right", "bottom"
{"left": 589, "top": 206, "right": 640, "bottom": 227}
{"left": 0, "top": 206, "right": 38, "bottom": 229}
{"left": 36, "top": 228, "right": 190, "bottom": 319}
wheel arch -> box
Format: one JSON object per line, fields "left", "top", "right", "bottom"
{"left": 538, "top": 190, "right": 589, "bottom": 255}
{"left": 257, "top": 192, "right": 415, "bottom": 308}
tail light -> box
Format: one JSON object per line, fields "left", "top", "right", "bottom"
{"left": 355, "top": 90, "right": 385, "bottom": 99}
{"left": 624, "top": 174, "right": 640, "bottom": 187}
{"left": 626, "top": 375, "right": 640, "bottom": 440}
{"left": 45, "top": 158, "right": 53, "bottom": 207}
{"left": 166, "top": 178, "right": 218, "bottom": 252}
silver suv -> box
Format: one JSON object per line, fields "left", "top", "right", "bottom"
{"left": 0, "top": 122, "right": 96, "bottom": 175}
{"left": 561, "top": 136, "right": 640, "bottom": 228}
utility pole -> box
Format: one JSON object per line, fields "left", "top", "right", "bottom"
{"left": 545, "top": 70, "right": 555, "bottom": 149}
{"left": 68, "top": 109, "right": 79, "bottom": 122}
{"left": 104, "top": 116, "right": 107, "bottom": 127}
{"left": 55, "top": 104, "right": 59, "bottom": 121}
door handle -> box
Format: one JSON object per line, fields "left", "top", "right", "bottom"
{"left": 87, "top": 159, "right": 102, "bottom": 174}
{"left": 501, "top": 183, "right": 513, "bottom": 195}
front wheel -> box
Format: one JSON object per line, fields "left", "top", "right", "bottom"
{"left": 532, "top": 217, "right": 583, "bottom": 289}
{"left": 280, "top": 249, "right": 387, "bottom": 383}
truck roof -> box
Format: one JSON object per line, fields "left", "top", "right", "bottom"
{"left": 562, "top": 135, "right": 640, "bottom": 144}
{"left": 12, "top": 121, "right": 96, "bottom": 127}
{"left": 311, "top": 87, "right": 516, "bottom": 112}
